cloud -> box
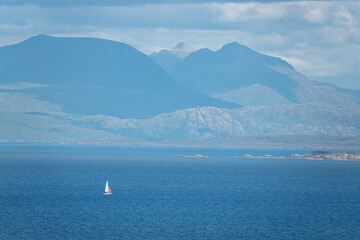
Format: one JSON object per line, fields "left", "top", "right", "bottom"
{"left": 0, "top": 0, "right": 316, "bottom": 7}
{"left": 213, "top": 2, "right": 286, "bottom": 22}
{"left": 0, "top": 82, "right": 49, "bottom": 90}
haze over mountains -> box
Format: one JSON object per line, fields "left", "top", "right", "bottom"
{"left": 0, "top": 35, "right": 235, "bottom": 119}
{"left": 1, "top": 35, "right": 359, "bottom": 146}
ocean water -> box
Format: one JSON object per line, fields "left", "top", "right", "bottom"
{"left": 0, "top": 145, "right": 360, "bottom": 239}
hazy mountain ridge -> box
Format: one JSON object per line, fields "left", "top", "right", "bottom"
{"left": 3, "top": 90, "right": 358, "bottom": 142}
{"left": 170, "top": 42, "right": 300, "bottom": 104}
{"left": 271, "top": 65, "right": 358, "bottom": 107}
{"left": 0, "top": 92, "right": 60, "bottom": 113}
{"left": 0, "top": 35, "right": 359, "bottom": 145}
{"left": 167, "top": 42, "right": 358, "bottom": 107}
{"left": 0, "top": 92, "right": 124, "bottom": 142}
{"left": 312, "top": 80, "right": 360, "bottom": 105}
{"left": 0, "top": 35, "right": 236, "bottom": 118}
{"left": 70, "top": 104, "right": 360, "bottom": 140}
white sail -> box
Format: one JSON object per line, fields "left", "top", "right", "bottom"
{"left": 104, "top": 180, "right": 112, "bottom": 194}
{"left": 105, "top": 180, "right": 109, "bottom": 192}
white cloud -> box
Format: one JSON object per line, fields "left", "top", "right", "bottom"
{"left": 305, "top": 7, "right": 325, "bottom": 24}
{"left": 213, "top": 2, "right": 286, "bottom": 22}
{"left": 270, "top": 44, "right": 360, "bottom": 79}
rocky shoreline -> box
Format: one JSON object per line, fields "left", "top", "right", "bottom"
{"left": 238, "top": 151, "right": 360, "bottom": 161}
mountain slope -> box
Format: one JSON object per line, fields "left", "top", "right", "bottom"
{"left": 171, "top": 42, "right": 300, "bottom": 103}
{"left": 70, "top": 104, "right": 360, "bottom": 141}
{"left": 0, "top": 35, "right": 237, "bottom": 118}
{"left": 313, "top": 80, "right": 360, "bottom": 105}
{"left": 170, "top": 42, "right": 357, "bottom": 107}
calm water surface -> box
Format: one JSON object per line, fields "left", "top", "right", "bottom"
{"left": 0, "top": 145, "right": 359, "bottom": 239}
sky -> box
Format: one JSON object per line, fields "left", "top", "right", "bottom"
{"left": 0, "top": 0, "right": 359, "bottom": 89}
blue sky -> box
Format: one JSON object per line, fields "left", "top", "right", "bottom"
{"left": 0, "top": 0, "right": 359, "bottom": 89}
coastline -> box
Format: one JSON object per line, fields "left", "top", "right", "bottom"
{"left": 236, "top": 151, "right": 360, "bottom": 161}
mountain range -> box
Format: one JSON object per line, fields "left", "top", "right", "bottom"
{"left": 167, "top": 42, "right": 357, "bottom": 107}
{"left": 0, "top": 35, "right": 236, "bottom": 119}
{"left": 0, "top": 35, "right": 359, "bottom": 147}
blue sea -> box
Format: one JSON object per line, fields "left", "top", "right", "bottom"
{"left": 1, "top": 145, "right": 360, "bottom": 239}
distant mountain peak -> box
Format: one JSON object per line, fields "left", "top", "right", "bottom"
{"left": 151, "top": 42, "right": 196, "bottom": 59}
{"left": 150, "top": 42, "right": 197, "bottom": 73}
{"left": 223, "top": 41, "right": 242, "bottom": 47}
{"left": 170, "top": 42, "right": 196, "bottom": 59}
{"left": 33, "top": 34, "right": 49, "bottom": 37}
{"left": 220, "top": 41, "right": 254, "bottom": 53}
{"left": 170, "top": 41, "right": 302, "bottom": 103}
{"left": 29, "top": 34, "right": 51, "bottom": 40}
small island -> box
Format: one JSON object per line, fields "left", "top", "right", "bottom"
{"left": 176, "top": 154, "right": 208, "bottom": 158}
{"left": 237, "top": 151, "right": 360, "bottom": 161}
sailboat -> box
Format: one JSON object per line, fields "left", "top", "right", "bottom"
{"left": 103, "top": 180, "right": 112, "bottom": 195}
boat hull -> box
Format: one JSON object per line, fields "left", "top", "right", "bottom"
{"left": 103, "top": 192, "right": 112, "bottom": 195}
